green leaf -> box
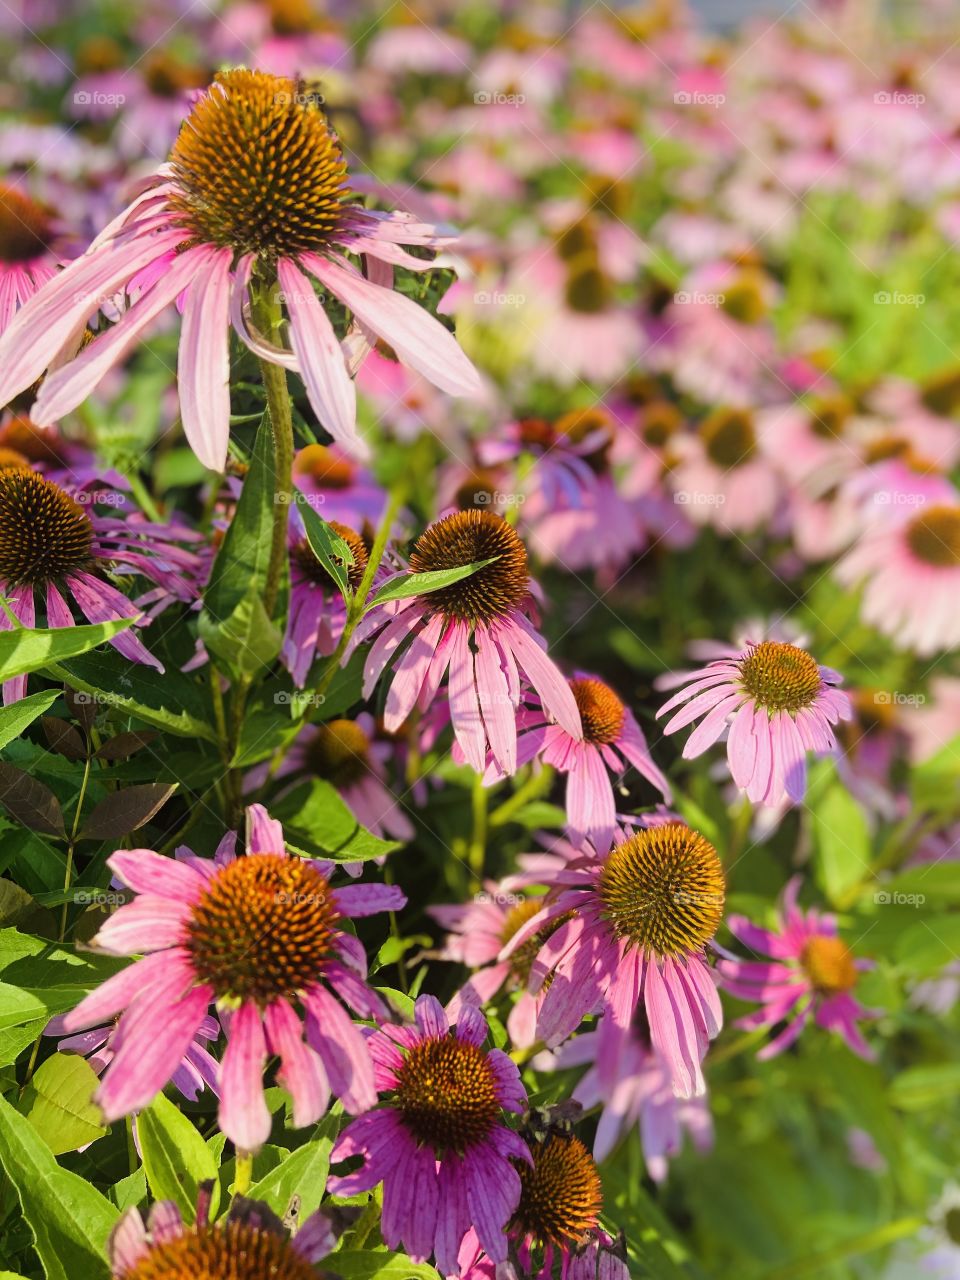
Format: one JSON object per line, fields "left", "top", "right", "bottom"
{"left": 199, "top": 585, "right": 283, "bottom": 676}
{"left": 247, "top": 1122, "right": 336, "bottom": 1220}
{"left": 331, "top": 1252, "right": 440, "bottom": 1279}
{"left": 200, "top": 411, "right": 286, "bottom": 673}
{"left": 0, "top": 1090, "right": 116, "bottom": 1280}
{"left": 889, "top": 1062, "right": 960, "bottom": 1110}
{"left": 364, "top": 558, "right": 499, "bottom": 610}
{"left": 810, "top": 779, "right": 871, "bottom": 906}
{"left": 55, "top": 650, "right": 216, "bottom": 742}
{"left": 0, "top": 618, "right": 133, "bottom": 684}
{"left": 273, "top": 778, "right": 401, "bottom": 862}
{"left": 138, "top": 1092, "right": 219, "bottom": 1222}
{"left": 19, "top": 1053, "right": 107, "bottom": 1154}
{"left": 298, "top": 495, "right": 356, "bottom": 597}
{"left": 0, "top": 690, "right": 59, "bottom": 751}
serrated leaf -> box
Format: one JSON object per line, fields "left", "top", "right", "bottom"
{"left": 365, "top": 557, "right": 498, "bottom": 610}
{"left": 79, "top": 782, "right": 177, "bottom": 840}
{"left": 55, "top": 650, "right": 216, "bottom": 742}
{"left": 273, "top": 778, "right": 401, "bottom": 862}
{"left": 298, "top": 496, "right": 355, "bottom": 597}
{"left": 0, "top": 618, "right": 133, "bottom": 683}
{"left": 0, "top": 1090, "right": 116, "bottom": 1280}
{"left": 19, "top": 1053, "right": 107, "bottom": 1154}
{"left": 247, "top": 1122, "right": 336, "bottom": 1220}
{"left": 94, "top": 730, "right": 159, "bottom": 761}
{"left": 138, "top": 1092, "right": 220, "bottom": 1222}
{"left": 0, "top": 690, "right": 59, "bottom": 752}
{"left": 0, "top": 764, "right": 65, "bottom": 836}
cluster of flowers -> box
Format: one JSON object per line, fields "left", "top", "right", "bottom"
{"left": 0, "top": 0, "right": 956, "bottom": 1277}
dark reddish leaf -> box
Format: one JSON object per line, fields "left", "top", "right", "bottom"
{"left": 64, "top": 685, "right": 97, "bottom": 736}
{"left": 94, "top": 731, "right": 159, "bottom": 762}
{"left": 41, "top": 716, "right": 87, "bottom": 762}
{"left": 0, "top": 764, "right": 65, "bottom": 836}
{"left": 78, "top": 782, "right": 178, "bottom": 841}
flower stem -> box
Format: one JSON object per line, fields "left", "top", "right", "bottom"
{"left": 233, "top": 1151, "right": 254, "bottom": 1198}
{"left": 60, "top": 751, "right": 93, "bottom": 942}
{"left": 250, "top": 279, "right": 295, "bottom": 621}
{"left": 469, "top": 773, "right": 488, "bottom": 889}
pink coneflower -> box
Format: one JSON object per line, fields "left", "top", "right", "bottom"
{"left": 0, "top": 69, "right": 480, "bottom": 472}
{"left": 327, "top": 994, "right": 528, "bottom": 1274}
{"left": 271, "top": 714, "right": 414, "bottom": 844}
{"left": 47, "top": 1012, "right": 219, "bottom": 1104}
{"left": 0, "top": 466, "right": 205, "bottom": 701}
{"left": 61, "top": 804, "right": 405, "bottom": 1152}
{"left": 716, "top": 877, "right": 875, "bottom": 1059}
{"left": 835, "top": 497, "right": 960, "bottom": 656}
{"left": 657, "top": 639, "right": 851, "bottom": 806}
{"left": 0, "top": 183, "right": 67, "bottom": 335}
{"left": 505, "top": 822, "right": 724, "bottom": 1099}
{"left": 429, "top": 884, "right": 556, "bottom": 1048}
{"left": 556, "top": 1023, "right": 713, "bottom": 1177}
{"left": 668, "top": 407, "right": 781, "bottom": 535}
{"left": 354, "top": 509, "right": 582, "bottom": 775}
{"left": 458, "top": 1126, "right": 629, "bottom": 1280}
{"left": 488, "top": 675, "right": 670, "bottom": 852}
{"left": 109, "top": 1185, "right": 342, "bottom": 1278}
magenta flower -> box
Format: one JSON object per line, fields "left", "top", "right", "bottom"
{"left": 458, "top": 1126, "right": 629, "bottom": 1280}
{"left": 556, "top": 1021, "right": 713, "bottom": 1178}
{"left": 0, "top": 183, "right": 66, "bottom": 335}
{"left": 429, "top": 883, "right": 552, "bottom": 1048}
{"left": 504, "top": 822, "right": 724, "bottom": 1099}
{"left": 657, "top": 638, "right": 851, "bottom": 806}
{"left": 354, "top": 509, "right": 582, "bottom": 774}
{"left": 487, "top": 673, "right": 670, "bottom": 851}
{"left": 327, "top": 994, "right": 528, "bottom": 1273}
{"left": 109, "top": 1184, "right": 342, "bottom": 1278}
{"left": 47, "top": 1011, "right": 219, "bottom": 1104}
{"left": 836, "top": 496, "right": 960, "bottom": 656}
{"left": 0, "top": 69, "right": 480, "bottom": 472}
{"left": 716, "top": 877, "right": 876, "bottom": 1059}
{"left": 0, "top": 466, "right": 205, "bottom": 701}
{"left": 61, "top": 804, "right": 405, "bottom": 1152}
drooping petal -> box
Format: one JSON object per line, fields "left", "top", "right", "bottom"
{"left": 178, "top": 246, "right": 233, "bottom": 472}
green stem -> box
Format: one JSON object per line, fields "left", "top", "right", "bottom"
{"left": 250, "top": 279, "right": 295, "bottom": 622}
{"left": 125, "top": 470, "right": 163, "bottom": 524}
{"left": 489, "top": 765, "right": 554, "bottom": 828}
{"left": 469, "top": 773, "right": 488, "bottom": 889}
{"left": 60, "top": 752, "right": 93, "bottom": 942}
{"left": 233, "top": 1151, "right": 254, "bottom": 1198}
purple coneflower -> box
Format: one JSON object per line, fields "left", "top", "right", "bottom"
{"left": 0, "top": 466, "right": 204, "bottom": 700}
{"left": 0, "top": 183, "right": 66, "bottom": 334}
{"left": 355, "top": 508, "right": 582, "bottom": 775}
{"left": 327, "top": 995, "right": 528, "bottom": 1274}
{"left": 459, "top": 1126, "right": 629, "bottom": 1280}
{"left": 0, "top": 69, "right": 480, "bottom": 471}
{"left": 61, "top": 804, "right": 405, "bottom": 1152}
{"left": 836, "top": 496, "right": 960, "bottom": 656}
{"left": 505, "top": 822, "right": 725, "bottom": 1099}
{"left": 109, "top": 1185, "right": 342, "bottom": 1278}
{"left": 488, "top": 674, "right": 670, "bottom": 851}
{"left": 716, "top": 876, "right": 875, "bottom": 1059}
{"left": 657, "top": 638, "right": 851, "bottom": 806}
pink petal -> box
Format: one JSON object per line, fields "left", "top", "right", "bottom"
{"left": 219, "top": 1001, "right": 271, "bottom": 1152}
{"left": 178, "top": 246, "right": 233, "bottom": 472}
